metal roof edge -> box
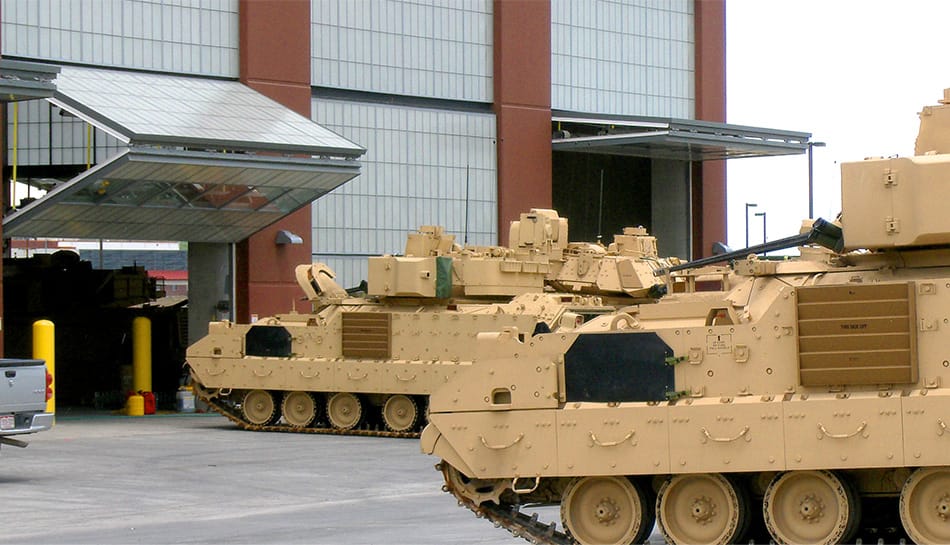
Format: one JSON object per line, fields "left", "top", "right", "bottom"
{"left": 125, "top": 146, "right": 362, "bottom": 172}
{"left": 552, "top": 110, "right": 812, "bottom": 142}
{"left": 48, "top": 95, "right": 133, "bottom": 143}
{"left": 126, "top": 134, "right": 366, "bottom": 159}
{"left": 0, "top": 58, "right": 59, "bottom": 102}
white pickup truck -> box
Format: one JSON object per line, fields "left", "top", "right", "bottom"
{"left": 0, "top": 359, "right": 53, "bottom": 449}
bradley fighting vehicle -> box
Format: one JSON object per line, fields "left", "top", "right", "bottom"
{"left": 187, "top": 209, "right": 681, "bottom": 437}
{"left": 422, "top": 90, "right": 950, "bottom": 545}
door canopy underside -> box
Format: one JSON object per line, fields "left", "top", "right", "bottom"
{"left": 4, "top": 65, "right": 365, "bottom": 243}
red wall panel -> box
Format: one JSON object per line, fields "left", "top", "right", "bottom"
{"left": 493, "top": 0, "right": 552, "bottom": 245}
{"left": 236, "top": 0, "right": 313, "bottom": 321}
{"left": 694, "top": 0, "right": 727, "bottom": 258}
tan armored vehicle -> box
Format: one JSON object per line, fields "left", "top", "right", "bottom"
{"left": 422, "top": 92, "right": 950, "bottom": 545}
{"left": 187, "top": 209, "right": 679, "bottom": 436}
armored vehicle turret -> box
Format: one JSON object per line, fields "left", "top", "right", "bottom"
{"left": 187, "top": 210, "right": 680, "bottom": 437}
{"left": 422, "top": 91, "right": 950, "bottom": 545}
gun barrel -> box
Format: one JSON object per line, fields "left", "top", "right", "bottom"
{"left": 656, "top": 218, "right": 843, "bottom": 275}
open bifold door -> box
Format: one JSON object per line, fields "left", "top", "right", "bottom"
{"left": 4, "top": 65, "right": 364, "bottom": 243}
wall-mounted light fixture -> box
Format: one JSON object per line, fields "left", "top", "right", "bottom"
{"left": 275, "top": 230, "right": 303, "bottom": 245}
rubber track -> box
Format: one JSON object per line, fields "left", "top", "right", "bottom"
{"left": 196, "top": 390, "right": 420, "bottom": 439}
{"left": 436, "top": 464, "right": 909, "bottom": 545}
{"left": 438, "top": 463, "right": 574, "bottom": 545}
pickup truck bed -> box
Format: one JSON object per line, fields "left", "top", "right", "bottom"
{"left": 0, "top": 359, "right": 53, "bottom": 446}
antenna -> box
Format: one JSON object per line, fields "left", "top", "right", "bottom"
{"left": 463, "top": 164, "right": 470, "bottom": 245}
{"left": 597, "top": 169, "right": 605, "bottom": 243}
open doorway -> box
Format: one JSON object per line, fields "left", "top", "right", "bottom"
{"left": 553, "top": 151, "right": 652, "bottom": 244}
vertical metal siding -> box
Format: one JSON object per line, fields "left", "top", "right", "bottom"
{"left": 311, "top": 0, "right": 493, "bottom": 102}
{"left": 551, "top": 0, "right": 695, "bottom": 118}
{"left": 6, "top": 102, "right": 124, "bottom": 169}
{"left": 1, "top": 0, "right": 239, "bottom": 77}
{"left": 310, "top": 98, "right": 497, "bottom": 287}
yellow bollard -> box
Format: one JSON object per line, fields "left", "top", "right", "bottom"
{"left": 126, "top": 394, "right": 145, "bottom": 416}
{"left": 132, "top": 317, "right": 152, "bottom": 393}
{"left": 32, "top": 320, "right": 55, "bottom": 416}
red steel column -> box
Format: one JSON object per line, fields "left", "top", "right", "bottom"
{"left": 693, "top": 0, "right": 726, "bottom": 258}
{"left": 493, "top": 0, "right": 552, "bottom": 245}
{"left": 236, "top": 0, "right": 312, "bottom": 321}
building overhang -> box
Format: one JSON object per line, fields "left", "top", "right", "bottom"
{"left": 552, "top": 112, "right": 811, "bottom": 161}
{"left": 4, "top": 65, "right": 364, "bottom": 243}
{"left": 4, "top": 147, "right": 358, "bottom": 242}
{"left": 0, "top": 59, "right": 59, "bottom": 102}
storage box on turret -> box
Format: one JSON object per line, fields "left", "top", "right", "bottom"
{"left": 841, "top": 154, "right": 950, "bottom": 250}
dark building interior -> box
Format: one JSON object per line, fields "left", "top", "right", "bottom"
{"left": 552, "top": 151, "right": 653, "bottom": 244}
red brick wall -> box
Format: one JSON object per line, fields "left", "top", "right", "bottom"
{"left": 236, "top": 0, "right": 313, "bottom": 321}
{"left": 493, "top": 0, "right": 552, "bottom": 245}
{"left": 694, "top": 0, "right": 727, "bottom": 258}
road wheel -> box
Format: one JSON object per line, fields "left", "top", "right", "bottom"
{"left": 242, "top": 390, "right": 278, "bottom": 426}
{"left": 763, "top": 470, "right": 860, "bottom": 545}
{"left": 657, "top": 473, "right": 748, "bottom": 545}
{"left": 281, "top": 391, "right": 318, "bottom": 428}
{"left": 561, "top": 476, "right": 653, "bottom": 545}
{"left": 326, "top": 392, "right": 362, "bottom": 430}
{"left": 382, "top": 394, "right": 418, "bottom": 432}
{"left": 900, "top": 466, "right": 950, "bottom": 544}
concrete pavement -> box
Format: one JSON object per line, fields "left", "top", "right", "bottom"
{"left": 0, "top": 412, "right": 664, "bottom": 544}
{"left": 0, "top": 413, "right": 504, "bottom": 544}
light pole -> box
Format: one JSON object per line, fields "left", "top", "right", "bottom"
{"left": 745, "top": 203, "right": 758, "bottom": 248}
{"left": 755, "top": 211, "right": 767, "bottom": 255}
{"left": 807, "top": 141, "right": 826, "bottom": 219}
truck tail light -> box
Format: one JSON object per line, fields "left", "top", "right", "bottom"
{"left": 46, "top": 371, "right": 53, "bottom": 402}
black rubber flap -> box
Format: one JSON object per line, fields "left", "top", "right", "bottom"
{"left": 564, "top": 332, "right": 674, "bottom": 403}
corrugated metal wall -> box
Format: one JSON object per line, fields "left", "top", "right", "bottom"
{"left": 311, "top": 0, "right": 493, "bottom": 102}
{"left": 309, "top": 0, "right": 497, "bottom": 286}
{"left": 2, "top": 0, "right": 698, "bottom": 270}
{"left": 311, "top": 98, "right": 497, "bottom": 286}
{"left": 551, "top": 0, "right": 695, "bottom": 118}
{"left": 6, "top": 100, "right": 124, "bottom": 169}
{"left": 1, "top": 0, "right": 238, "bottom": 185}
{"left": 1, "top": 0, "right": 239, "bottom": 77}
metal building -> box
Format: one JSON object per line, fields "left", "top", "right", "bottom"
{"left": 0, "top": 0, "right": 810, "bottom": 357}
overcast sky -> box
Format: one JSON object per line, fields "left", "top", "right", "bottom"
{"left": 725, "top": 0, "right": 950, "bottom": 249}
